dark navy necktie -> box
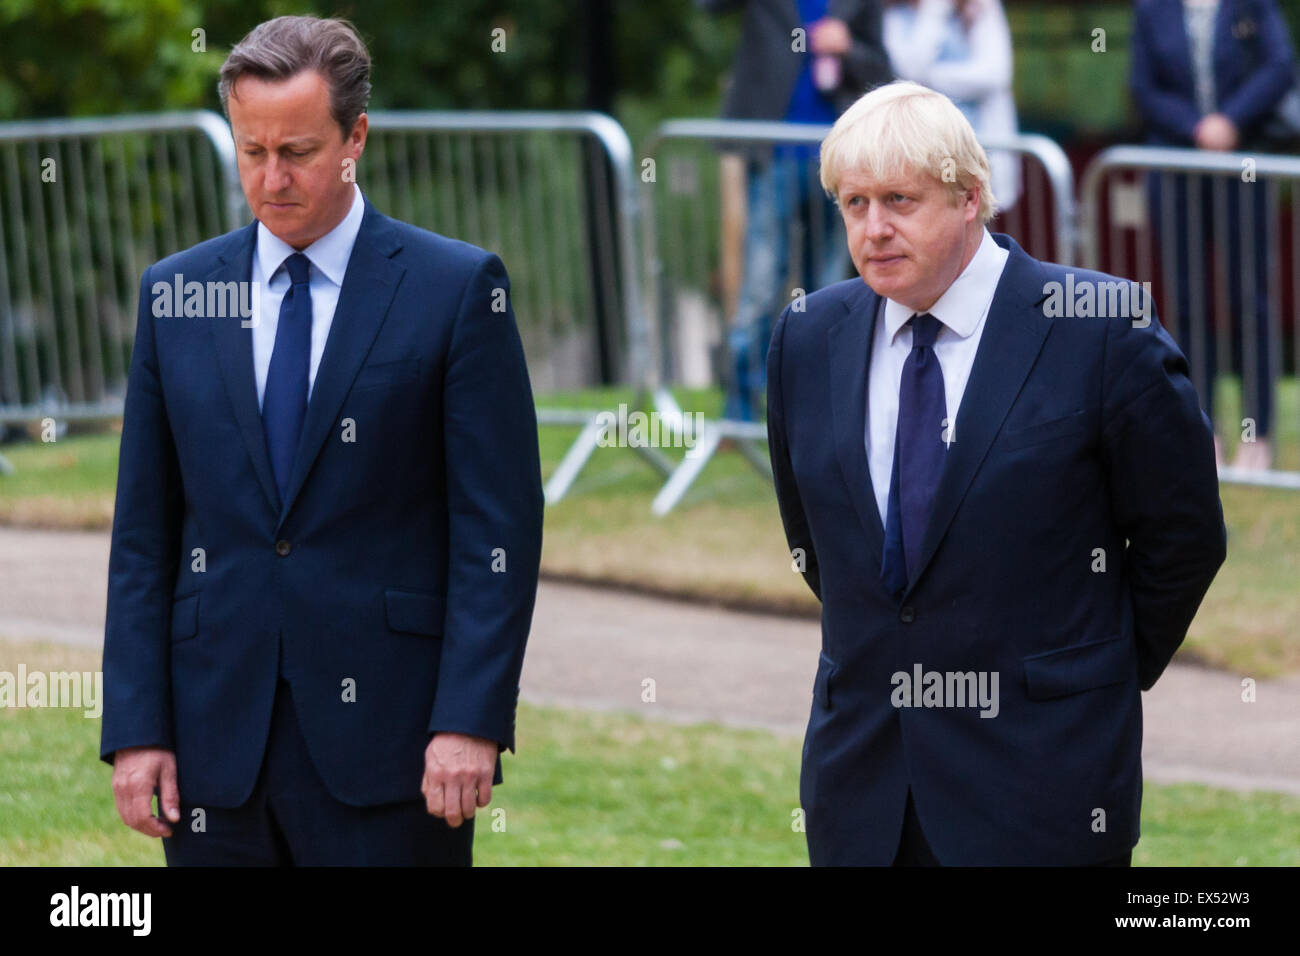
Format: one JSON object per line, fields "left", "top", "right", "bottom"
{"left": 881, "top": 312, "right": 948, "bottom": 597}
{"left": 262, "top": 252, "right": 312, "bottom": 503}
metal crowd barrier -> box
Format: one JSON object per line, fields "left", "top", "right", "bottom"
{"left": 0, "top": 111, "right": 243, "bottom": 457}
{"left": 0, "top": 109, "right": 664, "bottom": 493}
{"left": 639, "top": 119, "right": 1077, "bottom": 513}
{"left": 1080, "top": 146, "right": 1300, "bottom": 490}
{"left": 360, "top": 111, "right": 668, "bottom": 504}
{"left": 15, "top": 110, "right": 1289, "bottom": 506}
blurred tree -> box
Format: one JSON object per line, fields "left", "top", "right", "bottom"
{"left": 4, "top": 0, "right": 1300, "bottom": 140}
{"left": 0, "top": 0, "right": 224, "bottom": 118}
{"left": 0, "top": 0, "right": 737, "bottom": 138}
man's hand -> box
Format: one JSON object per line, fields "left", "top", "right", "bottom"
{"left": 1194, "top": 113, "right": 1239, "bottom": 151}
{"left": 809, "top": 17, "right": 851, "bottom": 56}
{"left": 111, "top": 746, "right": 180, "bottom": 838}
{"left": 422, "top": 732, "right": 497, "bottom": 827}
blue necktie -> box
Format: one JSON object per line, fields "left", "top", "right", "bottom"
{"left": 262, "top": 252, "right": 312, "bottom": 503}
{"left": 881, "top": 312, "right": 948, "bottom": 597}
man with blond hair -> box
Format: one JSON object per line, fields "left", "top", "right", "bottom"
{"left": 767, "top": 81, "right": 1226, "bottom": 865}
{"left": 101, "top": 15, "right": 543, "bottom": 865}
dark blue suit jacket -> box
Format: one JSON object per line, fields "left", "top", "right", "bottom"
{"left": 766, "top": 234, "right": 1226, "bottom": 865}
{"left": 1131, "top": 0, "right": 1295, "bottom": 146}
{"left": 100, "top": 197, "right": 545, "bottom": 809}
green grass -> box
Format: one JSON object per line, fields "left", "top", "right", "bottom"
{"left": 473, "top": 706, "right": 807, "bottom": 866}
{"left": 1136, "top": 784, "right": 1300, "bottom": 868}
{"left": 1215, "top": 376, "right": 1300, "bottom": 472}
{"left": 0, "top": 427, "right": 118, "bottom": 528}
{"left": 2, "top": 638, "right": 1297, "bottom": 866}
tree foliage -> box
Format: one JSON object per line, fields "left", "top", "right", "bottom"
{"left": 0, "top": 0, "right": 737, "bottom": 126}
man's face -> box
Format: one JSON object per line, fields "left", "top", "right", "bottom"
{"left": 228, "top": 69, "right": 367, "bottom": 250}
{"left": 836, "top": 166, "right": 980, "bottom": 313}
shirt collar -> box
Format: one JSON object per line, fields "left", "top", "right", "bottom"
{"left": 882, "top": 228, "right": 1004, "bottom": 345}
{"left": 255, "top": 183, "right": 365, "bottom": 287}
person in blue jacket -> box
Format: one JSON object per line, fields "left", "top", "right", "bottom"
{"left": 1131, "top": 0, "right": 1296, "bottom": 470}
{"left": 700, "top": 0, "right": 893, "bottom": 421}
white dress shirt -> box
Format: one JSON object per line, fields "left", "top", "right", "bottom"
{"left": 251, "top": 183, "right": 365, "bottom": 409}
{"left": 866, "top": 228, "right": 1009, "bottom": 523}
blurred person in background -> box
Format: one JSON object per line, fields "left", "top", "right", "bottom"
{"left": 882, "top": 0, "right": 1021, "bottom": 213}
{"left": 700, "top": 0, "right": 893, "bottom": 420}
{"left": 1132, "top": 0, "right": 1296, "bottom": 470}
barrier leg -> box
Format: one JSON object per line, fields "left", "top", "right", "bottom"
{"left": 542, "top": 407, "right": 677, "bottom": 505}
{"left": 543, "top": 417, "right": 605, "bottom": 504}
{"left": 651, "top": 423, "right": 722, "bottom": 515}
{"left": 735, "top": 436, "right": 773, "bottom": 478}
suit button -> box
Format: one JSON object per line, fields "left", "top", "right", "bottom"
{"left": 275, "top": 539, "right": 291, "bottom": 556}
{"left": 899, "top": 606, "right": 916, "bottom": 623}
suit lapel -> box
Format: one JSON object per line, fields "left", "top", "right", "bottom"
{"left": 827, "top": 280, "right": 886, "bottom": 566}
{"left": 275, "top": 201, "right": 405, "bottom": 530}
{"left": 206, "top": 223, "right": 282, "bottom": 515}
{"left": 904, "top": 234, "right": 1053, "bottom": 597}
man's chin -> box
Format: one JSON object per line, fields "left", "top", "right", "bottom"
{"left": 863, "top": 272, "right": 911, "bottom": 299}
{"left": 258, "top": 205, "right": 303, "bottom": 224}
{"left": 257, "top": 212, "right": 308, "bottom": 246}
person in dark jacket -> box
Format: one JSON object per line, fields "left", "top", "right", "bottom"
{"left": 701, "top": 0, "right": 892, "bottom": 420}
{"left": 1131, "top": 0, "right": 1296, "bottom": 470}
{"left": 769, "top": 81, "right": 1225, "bottom": 865}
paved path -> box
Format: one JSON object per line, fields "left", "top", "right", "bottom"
{"left": 2, "top": 526, "right": 1296, "bottom": 795}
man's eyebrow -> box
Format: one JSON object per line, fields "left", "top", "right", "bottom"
{"left": 235, "top": 136, "right": 321, "bottom": 147}
{"left": 839, "top": 182, "right": 906, "bottom": 196}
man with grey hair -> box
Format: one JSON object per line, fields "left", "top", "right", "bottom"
{"left": 767, "top": 81, "right": 1226, "bottom": 865}
{"left": 101, "top": 15, "right": 544, "bottom": 865}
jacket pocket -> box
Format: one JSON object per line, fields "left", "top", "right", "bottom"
{"left": 384, "top": 588, "right": 446, "bottom": 637}
{"left": 352, "top": 358, "right": 419, "bottom": 392}
{"left": 170, "top": 591, "right": 200, "bottom": 643}
{"left": 1022, "top": 635, "right": 1132, "bottom": 700}
{"left": 1000, "top": 408, "right": 1089, "bottom": 450}
{"left": 813, "top": 651, "right": 838, "bottom": 709}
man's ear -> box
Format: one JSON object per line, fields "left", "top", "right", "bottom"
{"left": 348, "top": 112, "right": 368, "bottom": 156}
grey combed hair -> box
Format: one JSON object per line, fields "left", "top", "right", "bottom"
{"left": 218, "top": 15, "right": 371, "bottom": 139}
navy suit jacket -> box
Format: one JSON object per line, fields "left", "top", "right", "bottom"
{"left": 100, "top": 197, "right": 545, "bottom": 809}
{"left": 767, "top": 234, "right": 1226, "bottom": 865}
{"left": 1131, "top": 0, "right": 1295, "bottom": 147}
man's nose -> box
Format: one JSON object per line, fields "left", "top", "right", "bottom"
{"left": 864, "top": 203, "right": 893, "bottom": 241}
{"left": 263, "top": 155, "right": 292, "bottom": 193}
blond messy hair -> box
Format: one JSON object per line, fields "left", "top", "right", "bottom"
{"left": 819, "top": 80, "right": 998, "bottom": 223}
